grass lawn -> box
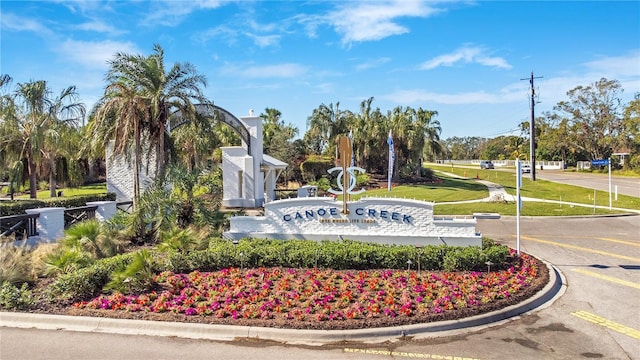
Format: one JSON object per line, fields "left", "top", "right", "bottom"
{"left": 14, "top": 183, "right": 107, "bottom": 199}
{"left": 426, "top": 164, "right": 640, "bottom": 211}
{"left": 352, "top": 176, "right": 488, "bottom": 202}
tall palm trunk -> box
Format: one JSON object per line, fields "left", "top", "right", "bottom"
{"left": 156, "top": 109, "right": 167, "bottom": 181}
{"left": 26, "top": 145, "right": 38, "bottom": 198}
{"left": 49, "top": 157, "right": 57, "bottom": 198}
{"left": 133, "top": 120, "right": 141, "bottom": 209}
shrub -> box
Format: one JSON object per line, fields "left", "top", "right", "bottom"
{"left": 45, "top": 253, "right": 133, "bottom": 304}
{"left": 44, "top": 247, "right": 94, "bottom": 277}
{"left": 0, "top": 193, "right": 116, "bottom": 217}
{"left": 63, "top": 219, "right": 125, "bottom": 259}
{"left": 300, "top": 155, "right": 333, "bottom": 182}
{"left": 44, "top": 220, "right": 126, "bottom": 276}
{"left": 418, "top": 245, "right": 449, "bottom": 270}
{"left": 165, "top": 238, "right": 512, "bottom": 273}
{"left": 158, "top": 227, "right": 200, "bottom": 254}
{"left": 104, "top": 250, "right": 158, "bottom": 293}
{"left": 0, "top": 282, "right": 34, "bottom": 310}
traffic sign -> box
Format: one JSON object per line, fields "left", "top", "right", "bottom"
{"left": 591, "top": 159, "right": 609, "bottom": 166}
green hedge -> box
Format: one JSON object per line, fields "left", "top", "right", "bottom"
{"left": 0, "top": 193, "right": 116, "bottom": 216}
{"left": 163, "top": 238, "right": 512, "bottom": 273}
{"left": 45, "top": 237, "right": 514, "bottom": 304}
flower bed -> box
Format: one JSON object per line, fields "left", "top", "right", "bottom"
{"left": 71, "top": 250, "right": 546, "bottom": 330}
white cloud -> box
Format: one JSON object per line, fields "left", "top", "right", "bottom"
{"left": 582, "top": 50, "right": 640, "bottom": 79}
{"left": 75, "top": 20, "right": 126, "bottom": 35}
{"left": 312, "top": 82, "right": 335, "bottom": 94}
{"left": 532, "top": 51, "right": 640, "bottom": 108}
{"left": 196, "top": 27, "right": 281, "bottom": 48}
{"left": 420, "top": 45, "right": 512, "bottom": 70}
{"left": 327, "top": 0, "right": 441, "bottom": 45}
{"left": 194, "top": 26, "right": 238, "bottom": 44}
{"left": 246, "top": 33, "right": 281, "bottom": 48}
{"left": 143, "top": 0, "right": 228, "bottom": 27}
{"left": 355, "top": 57, "right": 391, "bottom": 71}
{"left": 221, "top": 63, "right": 309, "bottom": 79}
{"left": 384, "top": 85, "right": 525, "bottom": 105}
{"left": 1, "top": 13, "right": 53, "bottom": 35}
{"left": 57, "top": 39, "right": 141, "bottom": 70}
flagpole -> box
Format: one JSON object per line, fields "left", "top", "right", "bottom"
{"left": 388, "top": 150, "right": 392, "bottom": 191}
{"left": 387, "top": 130, "right": 393, "bottom": 192}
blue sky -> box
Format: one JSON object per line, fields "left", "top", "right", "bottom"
{"left": 2, "top": 0, "right": 639, "bottom": 139}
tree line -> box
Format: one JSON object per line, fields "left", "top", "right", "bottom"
{"left": 442, "top": 79, "right": 639, "bottom": 169}
{"left": 1, "top": 44, "right": 638, "bottom": 204}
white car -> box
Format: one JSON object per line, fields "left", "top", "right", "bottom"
{"left": 521, "top": 164, "right": 531, "bottom": 173}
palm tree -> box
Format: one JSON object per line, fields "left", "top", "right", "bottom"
{"left": 414, "top": 108, "right": 441, "bottom": 167}
{"left": 108, "top": 44, "right": 210, "bottom": 180}
{"left": 305, "top": 102, "right": 353, "bottom": 155}
{"left": 92, "top": 82, "right": 149, "bottom": 207}
{"left": 0, "top": 77, "right": 85, "bottom": 198}
{"left": 93, "top": 44, "right": 211, "bottom": 206}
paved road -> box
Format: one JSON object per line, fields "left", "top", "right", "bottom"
{"left": 2, "top": 216, "right": 639, "bottom": 359}
{"left": 536, "top": 170, "right": 640, "bottom": 198}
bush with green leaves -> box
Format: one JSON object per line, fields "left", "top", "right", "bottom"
{"left": 62, "top": 219, "right": 125, "bottom": 259}
{"left": 104, "top": 249, "right": 157, "bottom": 293}
{"left": 45, "top": 253, "right": 134, "bottom": 304}
{"left": 44, "top": 219, "right": 126, "bottom": 276}
{"left": 0, "top": 282, "right": 34, "bottom": 310}
{"left": 157, "top": 227, "right": 209, "bottom": 254}
{"left": 163, "top": 238, "right": 512, "bottom": 273}
{"left": 0, "top": 193, "right": 116, "bottom": 216}
{"left": 44, "top": 248, "right": 93, "bottom": 277}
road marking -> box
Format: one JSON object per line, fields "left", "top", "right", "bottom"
{"left": 520, "top": 235, "right": 640, "bottom": 262}
{"left": 343, "top": 348, "right": 480, "bottom": 359}
{"left": 571, "top": 269, "right": 640, "bottom": 290}
{"left": 512, "top": 235, "right": 639, "bottom": 247}
{"left": 597, "top": 237, "right": 640, "bottom": 247}
{"left": 571, "top": 311, "right": 640, "bottom": 340}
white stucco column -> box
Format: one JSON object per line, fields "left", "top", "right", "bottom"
{"left": 25, "top": 207, "right": 65, "bottom": 241}
{"left": 265, "top": 170, "right": 276, "bottom": 202}
{"left": 86, "top": 201, "right": 117, "bottom": 222}
{"left": 241, "top": 115, "right": 264, "bottom": 207}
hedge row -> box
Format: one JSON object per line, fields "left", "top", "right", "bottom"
{"left": 47, "top": 237, "right": 511, "bottom": 304}
{"left": 0, "top": 193, "right": 116, "bottom": 216}
{"left": 166, "top": 238, "right": 510, "bottom": 273}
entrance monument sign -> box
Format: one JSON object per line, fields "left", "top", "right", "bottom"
{"left": 224, "top": 133, "right": 482, "bottom": 247}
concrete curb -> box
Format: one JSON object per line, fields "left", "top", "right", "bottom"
{"left": 0, "top": 261, "right": 564, "bottom": 346}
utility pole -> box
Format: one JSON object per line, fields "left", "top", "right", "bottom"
{"left": 521, "top": 72, "right": 542, "bottom": 181}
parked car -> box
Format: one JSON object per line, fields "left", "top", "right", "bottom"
{"left": 521, "top": 164, "right": 531, "bottom": 173}
{"left": 480, "top": 160, "right": 494, "bottom": 169}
